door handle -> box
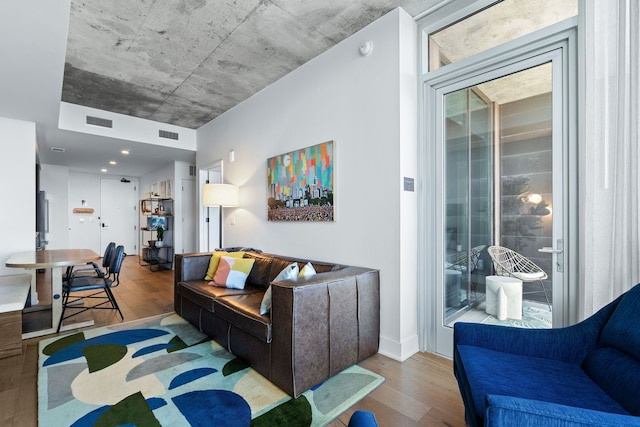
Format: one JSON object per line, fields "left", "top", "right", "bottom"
{"left": 539, "top": 240, "right": 564, "bottom": 272}
{"left": 101, "top": 223, "right": 108, "bottom": 228}
{"left": 538, "top": 247, "right": 562, "bottom": 254}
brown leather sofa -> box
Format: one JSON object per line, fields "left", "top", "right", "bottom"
{"left": 174, "top": 250, "right": 380, "bottom": 397}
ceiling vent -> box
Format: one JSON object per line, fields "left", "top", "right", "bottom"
{"left": 159, "top": 129, "right": 179, "bottom": 141}
{"left": 86, "top": 115, "right": 113, "bottom": 128}
{"left": 51, "top": 147, "right": 66, "bottom": 153}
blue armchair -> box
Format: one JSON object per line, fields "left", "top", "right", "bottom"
{"left": 348, "top": 410, "right": 378, "bottom": 427}
{"left": 454, "top": 283, "right": 640, "bottom": 427}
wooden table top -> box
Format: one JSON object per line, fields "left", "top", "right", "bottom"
{"left": 5, "top": 249, "right": 100, "bottom": 269}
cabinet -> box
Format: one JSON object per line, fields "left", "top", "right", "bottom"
{"left": 139, "top": 197, "right": 173, "bottom": 271}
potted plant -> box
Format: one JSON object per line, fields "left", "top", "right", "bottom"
{"left": 156, "top": 225, "right": 164, "bottom": 247}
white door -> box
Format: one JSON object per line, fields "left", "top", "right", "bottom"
{"left": 100, "top": 178, "right": 136, "bottom": 254}
{"left": 181, "top": 179, "right": 196, "bottom": 253}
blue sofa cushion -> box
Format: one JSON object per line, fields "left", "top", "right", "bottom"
{"left": 599, "top": 285, "right": 640, "bottom": 360}
{"left": 583, "top": 346, "right": 640, "bottom": 416}
{"left": 457, "top": 345, "right": 630, "bottom": 421}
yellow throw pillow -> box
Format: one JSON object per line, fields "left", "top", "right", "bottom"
{"left": 204, "top": 251, "right": 245, "bottom": 280}
{"left": 299, "top": 262, "right": 317, "bottom": 278}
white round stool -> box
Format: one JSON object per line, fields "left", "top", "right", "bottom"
{"left": 485, "top": 275, "right": 523, "bottom": 320}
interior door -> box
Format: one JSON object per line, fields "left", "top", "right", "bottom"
{"left": 100, "top": 178, "right": 136, "bottom": 254}
{"left": 433, "top": 50, "right": 567, "bottom": 357}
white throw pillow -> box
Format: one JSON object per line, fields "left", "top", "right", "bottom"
{"left": 260, "top": 262, "right": 299, "bottom": 315}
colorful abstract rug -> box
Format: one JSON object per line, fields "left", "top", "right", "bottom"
{"left": 38, "top": 313, "right": 384, "bottom": 426}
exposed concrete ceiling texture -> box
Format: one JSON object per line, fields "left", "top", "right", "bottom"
{"left": 62, "top": 0, "right": 431, "bottom": 130}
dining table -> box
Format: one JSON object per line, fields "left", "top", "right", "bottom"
{"left": 5, "top": 248, "right": 101, "bottom": 338}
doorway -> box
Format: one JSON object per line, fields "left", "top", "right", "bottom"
{"left": 199, "top": 161, "right": 222, "bottom": 252}
{"left": 441, "top": 63, "right": 555, "bottom": 328}
{"left": 100, "top": 178, "right": 136, "bottom": 254}
{"left": 420, "top": 9, "right": 578, "bottom": 358}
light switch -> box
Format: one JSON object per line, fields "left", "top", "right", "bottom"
{"left": 403, "top": 177, "right": 415, "bottom": 192}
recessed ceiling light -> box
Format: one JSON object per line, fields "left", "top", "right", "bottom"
{"left": 121, "top": 149, "right": 130, "bottom": 155}
{"left": 101, "top": 168, "right": 108, "bottom": 173}
{"left": 109, "top": 161, "right": 117, "bottom": 165}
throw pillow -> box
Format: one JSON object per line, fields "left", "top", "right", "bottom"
{"left": 298, "top": 262, "right": 317, "bottom": 278}
{"left": 211, "top": 256, "right": 255, "bottom": 289}
{"left": 260, "top": 286, "right": 272, "bottom": 316}
{"left": 260, "top": 262, "right": 299, "bottom": 315}
{"left": 204, "top": 251, "right": 245, "bottom": 280}
{"left": 273, "top": 262, "right": 300, "bottom": 281}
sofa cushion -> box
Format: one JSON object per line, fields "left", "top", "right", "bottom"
{"left": 215, "top": 293, "right": 272, "bottom": 343}
{"left": 599, "top": 284, "right": 640, "bottom": 360}
{"left": 583, "top": 346, "right": 640, "bottom": 415}
{"left": 456, "top": 345, "right": 629, "bottom": 421}
{"left": 244, "top": 252, "right": 272, "bottom": 288}
{"left": 177, "top": 280, "right": 262, "bottom": 312}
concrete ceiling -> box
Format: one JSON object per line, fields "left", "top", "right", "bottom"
{"left": 61, "top": 0, "right": 433, "bottom": 129}
{"left": 1, "top": 0, "right": 440, "bottom": 177}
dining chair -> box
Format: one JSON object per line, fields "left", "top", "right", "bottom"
{"left": 64, "top": 241, "right": 116, "bottom": 281}
{"left": 57, "top": 244, "right": 125, "bottom": 333}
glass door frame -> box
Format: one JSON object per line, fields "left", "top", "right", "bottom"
{"left": 418, "top": 18, "right": 579, "bottom": 357}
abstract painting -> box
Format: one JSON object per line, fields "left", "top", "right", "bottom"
{"left": 267, "top": 141, "right": 334, "bottom": 221}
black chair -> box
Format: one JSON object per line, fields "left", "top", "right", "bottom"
{"left": 57, "top": 245, "right": 125, "bottom": 333}
{"left": 65, "top": 241, "right": 116, "bottom": 281}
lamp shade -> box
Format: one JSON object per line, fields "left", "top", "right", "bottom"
{"left": 203, "top": 183, "right": 239, "bottom": 207}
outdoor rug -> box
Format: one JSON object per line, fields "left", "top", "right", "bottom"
{"left": 38, "top": 313, "right": 384, "bottom": 427}
{"left": 482, "top": 301, "right": 552, "bottom": 328}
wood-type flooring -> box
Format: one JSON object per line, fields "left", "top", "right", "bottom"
{"left": 0, "top": 255, "right": 466, "bottom": 426}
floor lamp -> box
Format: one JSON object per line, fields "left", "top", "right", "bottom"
{"left": 202, "top": 183, "right": 239, "bottom": 250}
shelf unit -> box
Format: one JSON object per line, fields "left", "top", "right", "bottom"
{"left": 139, "top": 197, "right": 173, "bottom": 271}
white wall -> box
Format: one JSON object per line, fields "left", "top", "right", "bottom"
{"left": 0, "top": 117, "right": 36, "bottom": 275}
{"left": 196, "top": 9, "right": 418, "bottom": 361}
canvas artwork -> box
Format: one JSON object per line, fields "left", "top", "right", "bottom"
{"left": 267, "top": 141, "right": 334, "bottom": 221}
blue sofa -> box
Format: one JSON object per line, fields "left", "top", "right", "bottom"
{"left": 454, "top": 283, "right": 640, "bottom": 426}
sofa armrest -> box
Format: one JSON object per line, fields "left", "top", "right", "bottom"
{"left": 485, "top": 395, "right": 640, "bottom": 427}
{"left": 270, "top": 267, "right": 380, "bottom": 397}
{"left": 454, "top": 294, "right": 621, "bottom": 364}
{"left": 175, "top": 253, "right": 211, "bottom": 283}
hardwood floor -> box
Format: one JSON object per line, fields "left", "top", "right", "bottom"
{"left": 0, "top": 255, "right": 466, "bottom": 427}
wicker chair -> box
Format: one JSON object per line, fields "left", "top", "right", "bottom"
{"left": 487, "top": 245, "right": 551, "bottom": 310}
